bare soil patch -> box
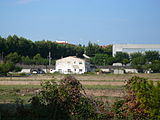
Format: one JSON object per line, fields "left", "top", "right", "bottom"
{"left": 0, "top": 73, "right": 159, "bottom": 81}
{"left": 16, "top": 88, "right": 125, "bottom": 98}
{"left": 0, "top": 80, "right": 125, "bottom": 86}
{"left": 0, "top": 81, "right": 41, "bottom": 85}
{"left": 85, "top": 89, "right": 125, "bottom": 97}
{"left": 80, "top": 81, "right": 125, "bottom": 86}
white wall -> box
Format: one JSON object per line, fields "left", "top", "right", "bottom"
{"left": 101, "top": 69, "right": 110, "bottom": 73}
{"left": 125, "top": 69, "right": 138, "bottom": 73}
{"left": 20, "top": 69, "right": 30, "bottom": 73}
{"left": 114, "top": 69, "right": 124, "bottom": 74}
{"left": 56, "top": 56, "right": 89, "bottom": 74}
{"left": 113, "top": 44, "right": 160, "bottom": 56}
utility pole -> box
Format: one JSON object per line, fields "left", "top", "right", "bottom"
{"left": 1, "top": 52, "right": 4, "bottom": 62}
{"left": 1, "top": 52, "right": 3, "bottom": 59}
{"left": 48, "top": 51, "right": 51, "bottom": 66}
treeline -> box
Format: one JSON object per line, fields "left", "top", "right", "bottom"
{"left": 0, "top": 35, "right": 112, "bottom": 65}
{"left": 5, "top": 52, "right": 50, "bottom": 65}
{"left": 92, "top": 51, "right": 160, "bottom": 73}
{"left": 91, "top": 50, "right": 160, "bottom": 66}
{"left": 0, "top": 35, "right": 84, "bottom": 59}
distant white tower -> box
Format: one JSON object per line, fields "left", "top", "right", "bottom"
{"left": 48, "top": 51, "right": 51, "bottom": 66}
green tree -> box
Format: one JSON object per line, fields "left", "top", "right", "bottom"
{"left": 91, "top": 54, "right": 108, "bottom": 66}
{"left": 102, "top": 45, "right": 112, "bottom": 56}
{"left": 18, "top": 37, "right": 37, "bottom": 57}
{"left": 131, "top": 56, "right": 146, "bottom": 66}
{"left": 131, "top": 56, "right": 146, "bottom": 73}
{"left": 5, "top": 35, "right": 19, "bottom": 54}
{"left": 33, "top": 53, "right": 48, "bottom": 65}
{"left": 115, "top": 52, "right": 129, "bottom": 63}
{"left": 91, "top": 54, "right": 116, "bottom": 66}
{"left": 130, "top": 52, "right": 143, "bottom": 60}
{"left": 0, "top": 35, "right": 88, "bottom": 61}
{"left": 107, "top": 56, "right": 116, "bottom": 65}
{"left": 150, "top": 60, "right": 160, "bottom": 73}
{"left": 5, "top": 52, "right": 21, "bottom": 64}
{"left": 35, "top": 40, "right": 84, "bottom": 59}
{"left": 33, "top": 53, "right": 43, "bottom": 65}
{"left": 122, "top": 59, "right": 129, "bottom": 65}
{"left": 0, "top": 36, "right": 6, "bottom": 55}
{"left": 145, "top": 51, "right": 159, "bottom": 62}
{"left": 0, "top": 62, "right": 15, "bottom": 76}
{"left": 5, "top": 35, "right": 37, "bottom": 57}
{"left": 21, "top": 56, "right": 33, "bottom": 65}
{"left": 85, "top": 42, "right": 102, "bottom": 57}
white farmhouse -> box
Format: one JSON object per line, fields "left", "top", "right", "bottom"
{"left": 55, "top": 56, "right": 90, "bottom": 74}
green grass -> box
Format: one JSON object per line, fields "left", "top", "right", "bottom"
{"left": 0, "top": 94, "right": 33, "bottom": 103}
{"left": 0, "top": 93, "right": 17, "bottom": 102}
{"left": 0, "top": 84, "right": 124, "bottom": 103}
{"left": 0, "top": 79, "right": 48, "bottom": 81}
{"left": 83, "top": 85, "right": 124, "bottom": 90}
{"left": 0, "top": 85, "right": 40, "bottom": 103}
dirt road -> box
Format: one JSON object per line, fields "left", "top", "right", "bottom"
{"left": 0, "top": 80, "right": 126, "bottom": 86}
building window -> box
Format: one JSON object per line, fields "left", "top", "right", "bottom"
{"left": 79, "top": 69, "right": 82, "bottom": 72}
{"left": 67, "top": 61, "right": 71, "bottom": 64}
{"left": 79, "top": 62, "right": 82, "bottom": 64}
{"left": 58, "top": 69, "right": 62, "bottom": 72}
{"left": 74, "top": 69, "right": 76, "bottom": 71}
{"left": 68, "top": 69, "right": 71, "bottom": 72}
{"left": 74, "top": 61, "right": 76, "bottom": 64}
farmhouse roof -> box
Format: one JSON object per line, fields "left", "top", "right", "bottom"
{"left": 96, "top": 65, "right": 135, "bottom": 69}
{"left": 56, "top": 56, "right": 85, "bottom": 61}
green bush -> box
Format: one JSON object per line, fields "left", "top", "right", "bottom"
{"left": 0, "top": 62, "right": 15, "bottom": 76}
{"left": 123, "top": 76, "right": 160, "bottom": 119}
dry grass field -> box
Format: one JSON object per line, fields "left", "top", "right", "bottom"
{"left": 0, "top": 73, "right": 160, "bottom": 103}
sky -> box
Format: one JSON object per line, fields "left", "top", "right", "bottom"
{"left": 0, "top": 0, "right": 160, "bottom": 45}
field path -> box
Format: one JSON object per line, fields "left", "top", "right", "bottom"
{"left": 0, "top": 81, "right": 41, "bottom": 85}
{"left": 0, "top": 74, "right": 160, "bottom": 81}
{"left": 0, "top": 80, "right": 125, "bottom": 86}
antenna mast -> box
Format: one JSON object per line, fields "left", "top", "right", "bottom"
{"left": 49, "top": 51, "right": 51, "bottom": 66}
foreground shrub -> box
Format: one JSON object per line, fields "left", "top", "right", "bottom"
{"left": 30, "top": 75, "right": 112, "bottom": 119}
{"left": 128, "top": 76, "right": 160, "bottom": 119}
{"left": 112, "top": 76, "right": 160, "bottom": 120}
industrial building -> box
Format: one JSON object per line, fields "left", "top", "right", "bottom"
{"left": 112, "top": 44, "right": 160, "bottom": 56}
